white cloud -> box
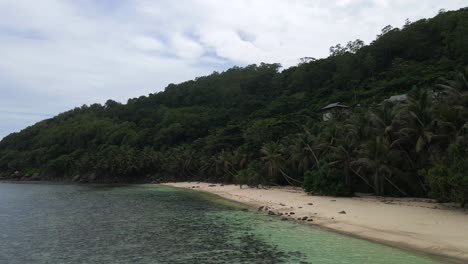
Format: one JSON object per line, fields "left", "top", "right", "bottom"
{"left": 132, "top": 36, "right": 165, "bottom": 51}
{"left": 0, "top": 0, "right": 466, "bottom": 139}
{"left": 171, "top": 33, "right": 205, "bottom": 60}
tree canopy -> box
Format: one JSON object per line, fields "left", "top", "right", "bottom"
{"left": 1, "top": 8, "right": 468, "bottom": 206}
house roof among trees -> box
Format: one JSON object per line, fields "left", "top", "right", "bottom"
{"left": 321, "top": 102, "right": 350, "bottom": 111}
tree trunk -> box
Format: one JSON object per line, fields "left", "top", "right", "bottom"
{"left": 374, "top": 170, "right": 381, "bottom": 195}
{"left": 344, "top": 162, "right": 352, "bottom": 188}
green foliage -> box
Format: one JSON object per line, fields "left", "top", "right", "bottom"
{"left": 235, "top": 166, "right": 262, "bottom": 188}
{"left": 303, "top": 161, "right": 350, "bottom": 196}
{"left": 1, "top": 8, "right": 468, "bottom": 205}
{"left": 422, "top": 144, "right": 468, "bottom": 207}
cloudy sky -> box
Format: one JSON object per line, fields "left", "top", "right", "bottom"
{"left": 0, "top": 0, "right": 466, "bottom": 139}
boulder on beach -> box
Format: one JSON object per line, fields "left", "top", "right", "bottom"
{"left": 12, "top": 171, "right": 23, "bottom": 179}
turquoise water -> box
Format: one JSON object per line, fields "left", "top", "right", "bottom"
{"left": 0, "top": 183, "right": 447, "bottom": 263}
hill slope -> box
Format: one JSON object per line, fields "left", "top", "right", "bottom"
{"left": 1, "top": 8, "right": 467, "bottom": 204}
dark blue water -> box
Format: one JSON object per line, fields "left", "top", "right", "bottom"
{"left": 0, "top": 183, "right": 446, "bottom": 263}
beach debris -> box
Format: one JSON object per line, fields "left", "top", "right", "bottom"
{"left": 258, "top": 206, "right": 265, "bottom": 211}
{"left": 289, "top": 212, "right": 295, "bottom": 215}
{"left": 208, "top": 184, "right": 216, "bottom": 187}
{"left": 307, "top": 219, "right": 314, "bottom": 222}
{"left": 339, "top": 211, "right": 346, "bottom": 214}
{"left": 268, "top": 210, "right": 276, "bottom": 216}
{"left": 301, "top": 216, "right": 308, "bottom": 221}
{"left": 280, "top": 203, "right": 286, "bottom": 206}
{"left": 307, "top": 203, "right": 313, "bottom": 205}
{"left": 331, "top": 200, "right": 336, "bottom": 202}
{"left": 332, "top": 217, "right": 335, "bottom": 220}
{"left": 281, "top": 217, "right": 288, "bottom": 221}
{"left": 298, "top": 206, "right": 303, "bottom": 208}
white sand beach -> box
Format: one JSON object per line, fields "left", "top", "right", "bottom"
{"left": 164, "top": 182, "right": 468, "bottom": 263}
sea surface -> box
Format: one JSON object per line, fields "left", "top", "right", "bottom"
{"left": 0, "top": 183, "right": 447, "bottom": 264}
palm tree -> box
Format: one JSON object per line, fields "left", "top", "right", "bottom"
{"left": 437, "top": 68, "right": 468, "bottom": 106}
{"left": 395, "top": 89, "right": 437, "bottom": 153}
{"left": 329, "top": 134, "right": 357, "bottom": 188}
{"left": 329, "top": 112, "right": 373, "bottom": 190}
{"left": 215, "top": 150, "right": 238, "bottom": 182}
{"left": 287, "top": 134, "right": 315, "bottom": 177}
{"left": 437, "top": 68, "right": 468, "bottom": 143}
{"left": 370, "top": 101, "right": 399, "bottom": 142}
{"left": 352, "top": 136, "right": 406, "bottom": 195}
{"left": 260, "top": 142, "right": 302, "bottom": 186}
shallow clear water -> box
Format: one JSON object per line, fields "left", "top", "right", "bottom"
{"left": 0, "top": 183, "right": 447, "bottom": 264}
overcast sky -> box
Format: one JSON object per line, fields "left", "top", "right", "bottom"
{"left": 0, "top": 0, "right": 467, "bottom": 139}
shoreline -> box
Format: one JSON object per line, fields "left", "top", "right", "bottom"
{"left": 163, "top": 182, "right": 468, "bottom": 264}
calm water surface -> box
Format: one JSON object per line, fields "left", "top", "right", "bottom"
{"left": 0, "top": 183, "right": 447, "bottom": 263}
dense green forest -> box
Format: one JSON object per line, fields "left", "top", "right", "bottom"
{"left": 1, "top": 8, "right": 467, "bottom": 205}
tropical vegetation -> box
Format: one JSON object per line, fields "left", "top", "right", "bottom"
{"left": 1, "top": 8, "right": 467, "bottom": 206}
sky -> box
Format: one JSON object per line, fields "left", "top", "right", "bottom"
{"left": 0, "top": 0, "right": 467, "bottom": 139}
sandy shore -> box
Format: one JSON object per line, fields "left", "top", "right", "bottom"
{"left": 163, "top": 182, "right": 468, "bottom": 263}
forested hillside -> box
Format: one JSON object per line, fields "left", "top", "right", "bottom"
{"left": 1, "top": 8, "right": 467, "bottom": 205}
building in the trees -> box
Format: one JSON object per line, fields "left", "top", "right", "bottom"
{"left": 320, "top": 102, "right": 350, "bottom": 121}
